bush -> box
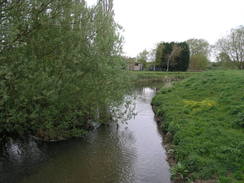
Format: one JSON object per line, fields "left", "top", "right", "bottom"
{"left": 188, "top": 54, "right": 209, "bottom": 71}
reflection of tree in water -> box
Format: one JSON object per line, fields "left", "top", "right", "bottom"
{"left": 113, "top": 80, "right": 169, "bottom": 124}
{"left": 0, "top": 84, "right": 170, "bottom": 183}
{"left": 11, "top": 126, "right": 137, "bottom": 183}
{"left": 136, "top": 87, "right": 156, "bottom": 104}
{"left": 0, "top": 94, "right": 138, "bottom": 183}
{"left": 116, "top": 126, "right": 137, "bottom": 183}
{"left": 0, "top": 138, "right": 47, "bottom": 183}
{"left": 111, "top": 94, "right": 136, "bottom": 125}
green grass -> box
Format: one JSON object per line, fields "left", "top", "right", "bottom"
{"left": 130, "top": 71, "right": 197, "bottom": 82}
{"left": 152, "top": 70, "right": 244, "bottom": 182}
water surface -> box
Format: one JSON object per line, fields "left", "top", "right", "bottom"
{"left": 0, "top": 84, "right": 171, "bottom": 183}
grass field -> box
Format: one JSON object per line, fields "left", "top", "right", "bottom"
{"left": 130, "top": 71, "right": 197, "bottom": 83}
{"left": 152, "top": 71, "right": 244, "bottom": 182}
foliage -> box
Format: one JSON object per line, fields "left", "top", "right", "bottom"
{"left": 215, "top": 26, "right": 244, "bottom": 70}
{"left": 209, "top": 62, "right": 239, "bottom": 70}
{"left": 188, "top": 54, "right": 209, "bottom": 71}
{"left": 209, "top": 52, "right": 239, "bottom": 70}
{"left": 155, "top": 42, "right": 190, "bottom": 71}
{"left": 186, "top": 38, "right": 210, "bottom": 57}
{"left": 152, "top": 71, "right": 244, "bottom": 182}
{"left": 143, "top": 61, "right": 157, "bottom": 71}
{"left": 137, "top": 49, "right": 149, "bottom": 66}
{"left": 216, "top": 52, "right": 232, "bottom": 63}
{"left": 186, "top": 39, "right": 210, "bottom": 71}
{"left": 0, "top": 0, "right": 130, "bottom": 140}
{"left": 171, "top": 162, "right": 189, "bottom": 181}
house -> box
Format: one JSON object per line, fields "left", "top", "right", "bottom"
{"left": 128, "top": 62, "right": 143, "bottom": 71}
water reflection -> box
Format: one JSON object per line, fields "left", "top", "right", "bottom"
{"left": 0, "top": 84, "right": 171, "bottom": 183}
{"left": 0, "top": 138, "right": 47, "bottom": 183}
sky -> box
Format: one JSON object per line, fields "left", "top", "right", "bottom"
{"left": 88, "top": 0, "right": 244, "bottom": 58}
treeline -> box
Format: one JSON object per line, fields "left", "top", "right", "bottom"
{"left": 133, "top": 25, "right": 244, "bottom": 71}
{"left": 125, "top": 42, "right": 190, "bottom": 72}
{"left": 186, "top": 26, "right": 244, "bottom": 71}
{"left": 0, "top": 0, "right": 129, "bottom": 140}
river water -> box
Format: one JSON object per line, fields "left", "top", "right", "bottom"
{"left": 0, "top": 83, "right": 171, "bottom": 183}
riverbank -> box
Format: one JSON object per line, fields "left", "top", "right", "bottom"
{"left": 0, "top": 71, "right": 194, "bottom": 143}
{"left": 0, "top": 84, "right": 172, "bottom": 183}
{"left": 130, "top": 71, "right": 197, "bottom": 83}
{"left": 152, "top": 71, "right": 244, "bottom": 183}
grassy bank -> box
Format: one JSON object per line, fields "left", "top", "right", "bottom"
{"left": 130, "top": 71, "right": 197, "bottom": 83}
{"left": 152, "top": 71, "right": 244, "bottom": 182}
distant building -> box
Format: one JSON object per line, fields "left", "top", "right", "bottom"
{"left": 128, "top": 62, "right": 143, "bottom": 71}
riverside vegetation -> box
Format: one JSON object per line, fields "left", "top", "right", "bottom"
{"left": 131, "top": 71, "right": 196, "bottom": 83}
{"left": 1, "top": 0, "right": 244, "bottom": 182}
{"left": 0, "top": 0, "right": 132, "bottom": 141}
{"left": 152, "top": 71, "right": 244, "bottom": 182}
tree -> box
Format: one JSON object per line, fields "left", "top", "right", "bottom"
{"left": 166, "top": 45, "right": 182, "bottom": 72}
{"left": 155, "top": 42, "right": 190, "bottom": 71}
{"left": 155, "top": 43, "right": 164, "bottom": 69}
{"left": 189, "top": 54, "right": 209, "bottom": 71}
{"left": 0, "top": 0, "right": 130, "bottom": 140}
{"left": 215, "top": 26, "right": 244, "bottom": 69}
{"left": 147, "top": 48, "right": 156, "bottom": 70}
{"left": 148, "top": 48, "right": 156, "bottom": 62}
{"left": 137, "top": 49, "right": 149, "bottom": 68}
{"left": 186, "top": 39, "right": 210, "bottom": 57}
{"left": 212, "top": 52, "right": 237, "bottom": 70}
{"left": 216, "top": 52, "right": 232, "bottom": 63}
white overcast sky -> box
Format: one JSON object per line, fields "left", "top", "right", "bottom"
{"left": 88, "top": 0, "right": 244, "bottom": 57}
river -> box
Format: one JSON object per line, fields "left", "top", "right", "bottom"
{"left": 0, "top": 83, "right": 171, "bottom": 183}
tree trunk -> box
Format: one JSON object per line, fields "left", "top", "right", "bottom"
{"left": 166, "top": 56, "right": 170, "bottom": 72}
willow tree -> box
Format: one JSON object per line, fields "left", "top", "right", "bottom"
{"left": 186, "top": 38, "right": 210, "bottom": 57}
{"left": 0, "top": 0, "right": 129, "bottom": 140}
